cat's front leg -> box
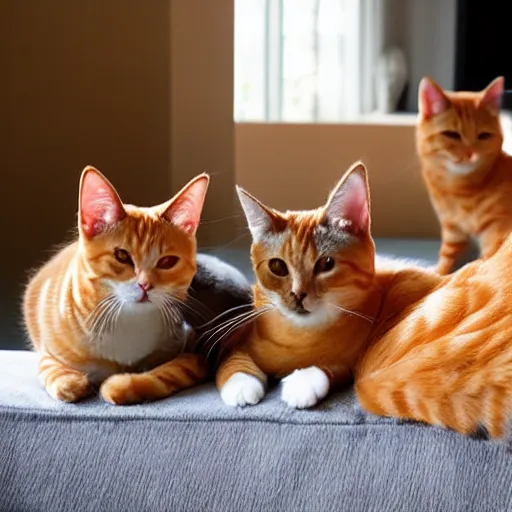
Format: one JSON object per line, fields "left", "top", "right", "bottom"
{"left": 216, "top": 350, "right": 267, "bottom": 407}
{"left": 437, "top": 222, "right": 469, "bottom": 275}
{"left": 281, "top": 365, "right": 350, "bottom": 409}
{"left": 38, "top": 352, "right": 93, "bottom": 403}
{"left": 100, "top": 353, "right": 207, "bottom": 405}
{"left": 281, "top": 367, "right": 329, "bottom": 409}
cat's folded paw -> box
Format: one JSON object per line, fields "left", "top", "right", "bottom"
{"left": 281, "top": 366, "right": 330, "bottom": 409}
{"left": 47, "top": 372, "right": 92, "bottom": 403}
{"left": 100, "top": 374, "right": 140, "bottom": 405}
{"left": 220, "top": 372, "right": 265, "bottom": 407}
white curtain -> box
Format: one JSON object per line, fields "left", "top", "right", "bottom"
{"left": 234, "top": 0, "right": 384, "bottom": 122}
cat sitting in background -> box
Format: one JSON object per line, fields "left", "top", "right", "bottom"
{"left": 416, "top": 76, "right": 512, "bottom": 274}
{"left": 23, "top": 166, "right": 252, "bottom": 405}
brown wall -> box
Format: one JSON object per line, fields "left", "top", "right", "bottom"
{"left": 1, "top": 2, "right": 171, "bottom": 296}
{"left": 235, "top": 121, "right": 441, "bottom": 241}
{"left": 170, "top": 0, "right": 236, "bottom": 248}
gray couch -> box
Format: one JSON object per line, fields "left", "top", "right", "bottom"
{"left": 2, "top": 349, "right": 511, "bottom": 512}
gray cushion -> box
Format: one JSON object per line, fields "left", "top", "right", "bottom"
{"left": 1, "top": 350, "right": 511, "bottom": 511}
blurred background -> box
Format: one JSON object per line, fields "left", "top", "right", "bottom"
{"left": 1, "top": 0, "right": 509, "bottom": 349}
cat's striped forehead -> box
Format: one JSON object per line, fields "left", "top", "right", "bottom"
{"left": 94, "top": 206, "right": 195, "bottom": 264}
{"left": 122, "top": 205, "right": 171, "bottom": 245}
{"left": 259, "top": 209, "right": 354, "bottom": 262}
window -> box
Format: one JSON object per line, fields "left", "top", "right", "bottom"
{"left": 234, "top": 0, "right": 385, "bottom": 122}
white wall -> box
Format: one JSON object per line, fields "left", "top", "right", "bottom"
{"left": 384, "top": 0, "right": 457, "bottom": 111}
{"left": 403, "top": 0, "right": 457, "bottom": 110}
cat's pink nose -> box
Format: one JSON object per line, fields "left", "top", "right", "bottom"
{"left": 138, "top": 282, "right": 153, "bottom": 292}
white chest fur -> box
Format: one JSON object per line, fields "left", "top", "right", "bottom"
{"left": 87, "top": 303, "right": 182, "bottom": 367}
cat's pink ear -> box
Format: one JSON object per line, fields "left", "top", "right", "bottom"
{"left": 418, "top": 77, "right": 450, "bottom": 119}
{"left": 236, "top": 186, "right": 284, "bottom": 242}
{"left": 161, "top": 174, "right": 210, "bottom": 234}
{"left": 325, "top": 161, "right": 370, "bottom": 236}
{"left": 479, "top": 76, "right": 504, "bottom": 113}
{"left": 79, "top": 166, "right": 126, "bottom": 239}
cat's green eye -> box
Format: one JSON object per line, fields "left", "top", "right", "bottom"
{"left": 441, "top": 130, "right": 461, "bottom": 140}
{"left": 157, "top": 255, "right": 179, "bottom": 269}
{"left": 314, "top": 256, "right": 335, "bottom": 275}
{"left": 268, "top": 258, "right": 288, "bottom": 277}
{"left": 478, "top": 132, "right": 493, "bottom": 140}
{"left": 114, "top": 248, "right": 133, "bottom": 266}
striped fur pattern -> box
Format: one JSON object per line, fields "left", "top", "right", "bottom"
{"left": 216, "top": 162, "right": 381, "bottom": 409}
{"left": 417, "top": 76, "right": 512, "bottom": 274}
{"left": 356, "top": 234, "right": 512, "bottom": 439}
{"left": 23, "top": 166, "right": 209, "bottom": 404}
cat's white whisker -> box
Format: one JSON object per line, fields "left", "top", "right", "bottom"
{"left": 327, "top": 303, "right": 375, "bottom": 324}
{"left": 156, "top": 301, "right": 171, "bottom": 330}
{"left": 195, "top": 303, "right": 254, "bottom": 331}
{"left": 85, "top": 295, "right": 115, "bottom": 326}
{"left": 87, "top": 297, "right": 117, "bottom": 337}
{"left": 198, "top": 304, "right": 254, "bottom": 335}
{"left": 204, "top": 306, "right": 274, "bottom": 361}
{"left": 199, "top": 306, "right": 260, "bottom": 337}
{"left": 111, "top": 300, "right": 125, "bottom": 353}
{"left": 87, "top": 295, "right": 125, "bottom": 343}
{"left": 93, "top": 301, "right": 120, "bottom": 340}
{"left": 214, "top": 307, "right": 272, "bottom": 343}
{"left": 150, "top": 294, "right": 171, "bottom": 329}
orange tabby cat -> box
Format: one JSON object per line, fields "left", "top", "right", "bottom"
{"left": 24, "top": 166, "right": 209, "bottom": 405}
{"left": 417, "top": 76, "right": 512, "bottom": 274}
{"left": 356, "top": 231, "right": 512, "bottom": 439}
{"left": 216, "top": 162, "right": 381, "bottom": 408}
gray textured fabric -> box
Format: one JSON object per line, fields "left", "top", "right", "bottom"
{"left": 1, "top": 350, "right": 511, "bottom": 512}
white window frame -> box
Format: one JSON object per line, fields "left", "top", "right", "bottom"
{"left": 235, "top": 0, "right": 384, "bottom": 122}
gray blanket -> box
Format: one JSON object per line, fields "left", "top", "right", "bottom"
{"left": 1, "top": 350, "right": 511, "bottom": 512}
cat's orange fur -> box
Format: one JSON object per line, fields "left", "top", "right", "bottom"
{"left": 216, "top": 162, "right": 382, "bottom": 408}
{"left": 356, "top": 234, "right": 512, "bottom": 439}
{"left": 417, "top": 76, "right": 512, "bottom": 274}
{"left": 24, "top": 166, "right": 209, "bottom": 404}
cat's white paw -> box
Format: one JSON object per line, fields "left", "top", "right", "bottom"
{"left": 281, "top": 366, "right": 330, "bottom": 409}
{"left": 220, "top": 372, "right": 265, "bottom": 407}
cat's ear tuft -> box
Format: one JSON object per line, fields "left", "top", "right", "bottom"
{"left": 418, "top": 77, "right": 450, "bottom": 119}
{"left": 324, "top": 161, "right": 370, "bottom": 236}
{"left": 236, "top": 186, "right": 282, "bottom": 242}
{"left": 162, "top": 173, "right": 210, "bottom": 234}
{"left": 79, "top": 166, "right": 126, "bottom": 239}
{"left": 479, "top": 76, "right": 504, "bottom": 113}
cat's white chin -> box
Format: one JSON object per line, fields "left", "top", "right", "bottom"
{"left": 278, "top": 304, "right": 339, "bottom": 327}
{"left": 280, "top": 308, "right": 338, "bottom": 327}
{"left": 265, "top": 291, "right": 338, "bottom": 327}
{"left": 444, "top": 160, "right": 480, "bottom": 175}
